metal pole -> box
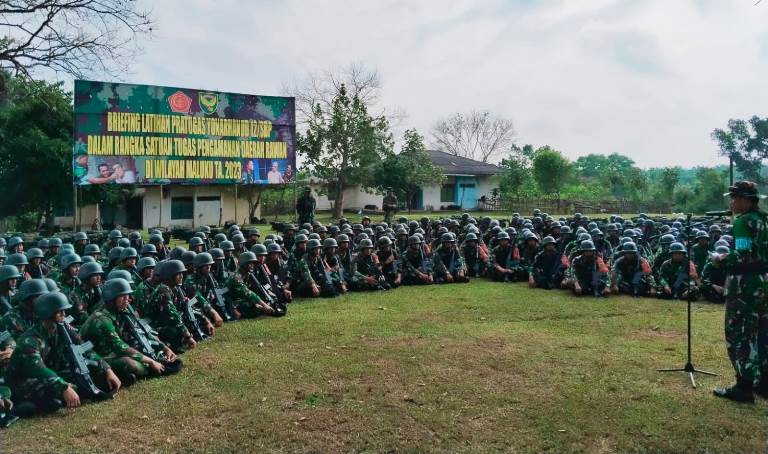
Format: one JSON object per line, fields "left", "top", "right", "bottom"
{"left": 234, "top": 184, "right": 239, "bottom": 225}
{"left": 158, "top": 185, "right": 164, "bottom": 228}
{"left": 192, "top": 185, "right": 198, "bottom": 229}
{"left": 729, "top": 156, "right": 734, "bottom": 186}
{"left": 73, "top": 185, "right": 78, "bottom": 231}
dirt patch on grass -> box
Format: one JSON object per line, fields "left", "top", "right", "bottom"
{"left": 628, "top": 327, "right": 685, "bottom": 341}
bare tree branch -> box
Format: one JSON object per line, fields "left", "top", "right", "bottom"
{"left": 0, "top": 0, "right": 152, "bottom": 79}
{"left": 430, "top": 110, "right": 515, "bottom": 164}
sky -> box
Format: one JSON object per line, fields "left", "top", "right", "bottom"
{"left": 89, "top": 0, "right": 768, "bottom": 168}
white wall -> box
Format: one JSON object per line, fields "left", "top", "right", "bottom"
{"left": 477, "top": 175, "right": 499, "bottom": 198}
{"left": 309, "top": 184, "right": 383, "bottom": 211}
{"left": 142, "top": 185, "right": 255, "bottom": 230}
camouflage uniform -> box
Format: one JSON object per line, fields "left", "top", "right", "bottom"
{"left": 223, "top": 272, "right": 266, "bottom": 318}
{"left": 432, "top": 246, "right": 468, "bottom": 283}
{"left": 657, "top": 259, "right": 699, "bottom": 300}
{"left": 489, "top": 245, "right": 523, "bottom": 282}
{"left": 400, "top": 248, "right": 432, "bottom": 285}
{"left": 565, "top": 255, "right": 609, "bottom": 296}
{"left": 133, "top": 278, "right": 158, "bottom": 316}
{"left": 701, "top": 260, "right": 727, "bottom": 303}
{"left": 611, "top": 255, "right": 656, "bottom": 297}
{"left": 0, "top": 306, "right": 36, "bottom": 340}
{"left": 182, "top": 274, "right": 218, "bottom": 321}
{"left": 531, "top": 249, "right": 565, "bottom": 290}
{"left": 143, "top": 284, "right": 191, "bottom": 352}
{"left": 80, "top": 305, "right": 151, "bottom": 381}
{"left": 68, "top": 284, "right": 102, "bottom": 328}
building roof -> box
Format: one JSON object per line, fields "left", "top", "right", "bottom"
{"left": 427, "top": 150, "right": 502, "bottom": 176}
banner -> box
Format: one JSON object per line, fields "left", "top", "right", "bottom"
{"left": 73, "top": 80, "right": 296, "bottom": 185}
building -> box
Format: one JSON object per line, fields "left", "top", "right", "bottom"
{"left": 310, "top": 150, "right": 501, "bottom": 212}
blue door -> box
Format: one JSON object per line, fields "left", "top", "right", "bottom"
{"left": 456, "top": 177, "right": 477, "bottom": 209}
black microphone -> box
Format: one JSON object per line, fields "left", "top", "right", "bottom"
{"left": 705, "top": 210, "right": 732, "bottom": 217}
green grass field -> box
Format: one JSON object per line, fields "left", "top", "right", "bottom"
{"left": 1, "top": 282, "right": 764, "bottom": 453}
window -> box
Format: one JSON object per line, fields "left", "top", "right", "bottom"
{"left": 171, "top": 197, "right": 193, "bottom": 220}
{"left": 440, "top": 184, "right": 455, "bottom": 203}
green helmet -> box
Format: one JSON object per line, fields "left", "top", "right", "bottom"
{"left": 231, "top": 234, "right": 245, "bottom": 244}
{"left": 117, "top": 238, "right": 131, "bottom": 248}
{"left": 322, "top": 238, "right": 338, "bottom": 249}
{"left": 141, "top": 244, "right": 157, "bottom": 256}
{"left": 580, "top": 240, "right": 596, "bottom": 251}
{"left": 214, "top": 233, "right": 227, "bottom": 243}
{"left": 307, "top": 239, "right": 322, "bottom": 250}
{"left": 109, "top": 229, "right": 123, "bottom": 239}
{"left": 308, "top": 233, "right": 321, "bottom": 241}
{"left": 6, "top": 253, "right": 27, "bottom": 268}
{"left": 496, "top": 231, "right": 510, "bottom": 240}
{"left": 26, "top": 248, "right": 44, "bottom": 259}
{"left": 78, "top": 261, "right": 104, "bottom": 280}
{"left": 441, "top": 233, "right": 456, "bottom": 243}
{"left": 294, "top": 234, "right": 308, "bottom": 244}
{"left": 267, "top": 243, "right": 282, "bottom": 254}
{"left": 239, "top": 252, "right": 257, "bottom": 265}
{"left": 209, "top": 248, "right": 225, "bottom": 260}
{"left": 84, "top": 244, "right": 101, "bottom": 256}
{"left": 337, "top": 234, "right": 350, "bottom": 243}
{"left": 59, "top": 253, "right": 81, "bottom": 270}
{"left": 358, "top": 239, "right": 374, "bottom": 249}
{"left": 377, "top": 236, "right": 392, "bottom": 247}
{"left": 408, "top": 235, "right": 422, "bottom": 245}
{"left": 102, "top": 278, "right": 133, "bottom": 303}
{"left": 34, "top": 291, "right": 70, "bottom": 319}
{"left": 669, "top": 242, "right": 687, "bottom": 254}
{"left": 150, "top": 233, "right": 165, "bottom": 244}
{"left": 181, "top": 251, "right": 197, "bottom": 266}
{"left": 659, "top": 234, "right": 675, "bottom": 245}
{"left": 43, "top": 278, "right": 59, "bottom": 292}
{"left": 60, "top": 244, "right": 74, "bottom": 253}
{"left": 73, "top": 231, "right": 89, "bottom": 241}
{"left": 18, "top": 279, "right": 49, "bottom": 302}
{"left": 7, "top": 237, "right": 23, "bottom": 249}
{"left": 220, "top": 241, "right": 235, "bottom": 251}
{"left": 189, "top": 237, "right": 204, "bottom": 247}
{"left": 37, "top": 239, "right": 49, "bottom": 250}
{"left": 156, "top": 260, "right": 186, "bottom": 280}
{"left": 107, "top": 270, "right": 134, "bottom": 285}
{"left": 194, "top": 252, "right": 215, "bottom": 267}
{"left": 0, "top": 265, "right": 21, "bottom": 282}
{"left": 120, "top": 247, "right": 138, "bottom": 260}
{"left": 137, "top": 257, "right": 156, "bottom": 272}
{"left": 465, "top": 233, "right": 478, "bottom": 241}
{"left": 541, "top": 236, "right": 556, "bottom": 246}
{"left": 108, "top": 247, "right": 124, "bottom": 263}
{"left": 621, "top": 242, "right": 638, "bottom": 253}
{"left": 49, "top": 238, "right": 63, "bottom": 247}
{"left": 251, "top": 244, "right": 268, "bottom": 256}
{"left": 81, "top": 256, "right": 95, "bottom": 264}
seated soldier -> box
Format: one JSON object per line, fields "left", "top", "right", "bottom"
{"left": 657, "top": 242, "right": 700, "bottom": 300}
{"left": 489, "top": 232, "right": 523, "bottom": 282}
{"left": 432, "top": 233, "right": 469, "bottom": 284}
{"left": 610, "top": 242, "right": 656, "bottom": 297}
{"left": 321, "top": 239, "right": 349, "bottom": 294}
{"left": 0, "top": 280, "right": 49, "bottom": 339}
{"left": 518, "top": 232, "right": 540, "bottom": 280}
{"left": 400, "top": 235, "right": 434, "bottom": 285}
{"left": 265, "top": 243, "right": 292, "bottom": 303}
{"left": 68, "top": 261, "right": 105, "bottom": 328}
{"left": 26, "top": 249, "right": 48, "bottom": 279}
{"left": 144, "top": 260, "right": 199, "bottom": 352}
{"left": 335, "top": 234, "right": 355, "bottom": 287}
{"left": 352, "top": 239, "right": 388, "bottom": 291}
{"left": 700, "top": 244, "right": 729, "bottom": 303}
{"left": 251, "top": 245, "right": 289, "bottom": 313}
{"left": 565, "top": 240, "right": 610, "bottom": 297}
{"left": 224, "top": 253, "right": 276, "bottom": 315}
{"left": 56, "top": 253, "right": 82, "bottom": 295}
{"left": 113, "top": 248, "right": 142, "bottom": 283}
{"left": 528, "top": 236, "right": 564, "bottom": 290}
{"left": 182, "top": 253, "right": 226, "bottom": 326}
{"left": 0, "top": 265, "right": 21, "bottom": 316}
{"left": 375, "top": 236, "right": 402, "bottom": 288}
{"left": 80, "top": 278, "right": 179, "bottom": 386}
{"left": 301, "top": 239, "right": 340, "bottom": 297}
{"left": 5, "top": 292, "right": 121, "bottom": 415}
{"left": 461, "top": 233, "right": 488, "bottom": 278}
{"left": 0, "top": 326, "right": 16, "bottom": 426}
{"left": 691, "top": 231, "right": 710, "bottom": 274}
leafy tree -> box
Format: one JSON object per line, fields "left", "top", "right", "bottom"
{"left": 430, "top": 110, "right": 515, "bottom": 163}
{"left": 658, "top": 166, "right": 681, "bottom": 199}
{"left": 498, "top": 144, "right": 537, "bottom": 196}
{"left": 373, "top": 129, "right": 444, "bottom": 212}
{"left": 0, "top": 73, "right": 71, "bottom": 231}
{"left": 711, "top": 116, "right": 768, "bottom": 184}
{"left": 298, "top": 83, "right": 393, "bottom": 218}
{"left": 532, "top": 146, "right": 572, "bottom": 197}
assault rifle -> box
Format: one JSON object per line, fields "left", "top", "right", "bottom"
{"left": 672, "top": 266, "right": 689, "bottom": 299}
{"left": 591, "top": 259, "right": 601, "bottom": 297}
{"left": 248, "top": 270, "right": 287, "bottom": 316}
{"left": 631, "top": 270, "right": 644, "bottom": 297}
{"left": 57, "top": 322, "right": 111, "bottom": 400}
{"left": 207, "top": 274, "right": 232, "bottom": 322}
{"left": 123, "top": 307, "right": 155, "bottom": 358}
{"left": 174, "top": 287, "right": 207, "bottom": 342}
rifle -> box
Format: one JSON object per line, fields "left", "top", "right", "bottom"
{"left": 311, "top": 256, "right": 336, "bottom": 296}
{"left": 0, "top": 332, "right": 16, "bottom": 427}
{"left": 672, "top": 265, "right": 688, "bottom": 299}
{"left": 174, "top": 287, "right": 207, "bottom": 342}
{"left": 631, "top": 269, "right": 644, "bottom": 297}
{"left": 248, "top": 269, "right": 287, "bottom": 315}
{"left": 206, "top": 274, "right": 232, "bottom": 322}
{"left": 502, "top": 247, "right": 513, "bottom": 282}
{"left": 591, "top": 259, "right": 601, "bottom": 297}
{"left": 57, "top": 322, "right": 111, "bottom": 400}
{"left": 123, "top": 308, "right": 156, "bottom": 358}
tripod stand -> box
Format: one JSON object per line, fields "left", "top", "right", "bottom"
{"left": 657, "top": 213, "right": 718, "bottom": 388}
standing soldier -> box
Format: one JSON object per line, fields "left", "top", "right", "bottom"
{"left": 713, "top": 182, "right": 768, "bottom": 402}
{"left": 382, "top": 189, "right": 398, "bottom": 224}
{"left": 296, "top": 186, "right": 316, "bottom": 226}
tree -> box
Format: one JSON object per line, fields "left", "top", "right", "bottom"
{"left": 498, "top": 144, "right": 536, "bottom": 196}
{"left": 0, "top": 0, "right": 152, "bottom": 79}
{"left": 373, "top": 129, "right": 444, "bottom": 212}
{"left": 711, "top": 116, "right": 768, "bottom": 184}
{"left": 430, "top": 110, "right": 515, "bottom": 163}
{"left": 298, "top": 83, "right": 393, "bottom": 218}
{"left": 0, "top": 73, "right": 71, "bottom": 231}
{"left": 574, "top": 153, "right": 646, "bottom": 200}
{"left": 531, "top": 146, "right": 572, "bottom": 198}
{"left": 658, "top": 166, "right": 681, "bottom": 199}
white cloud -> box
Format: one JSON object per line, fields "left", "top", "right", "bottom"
{"left": 117, "top": 0, "right": 768, "bottom": 168}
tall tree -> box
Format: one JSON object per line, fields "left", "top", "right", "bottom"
{"left": 532, "top": 146, "right": 572, "bottom": 197}
{"left": 658, "top": 166, "right": 681, "bottom": 199}
{"left": 0, "top": 73, "right": 71, "bottom": 231}
{"left": 0, "top": 0, "right": 152, "bottom": 78}
{"left": 298, "top": 83, "right": 393, "bottom": 218}
{"left": 430, "top": 110, "right": 515, "bottom": 163}
{"left": 498, "top": 143, "right": 536, "bottom": 196}
{"left": 711, "top": 116, "right": 768, "bottom": 184}
{"left": 373, "top": 129, "right": 444, "bottom": 212}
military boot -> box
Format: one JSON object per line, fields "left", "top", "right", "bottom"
{"left": 753, "top": 379, "right": 768, "bottom": 399}
{"left": 713, "top": 376, "right": 755, "bottom": 403}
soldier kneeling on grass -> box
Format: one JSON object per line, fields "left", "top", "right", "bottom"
{"left": 657, "top": 242, "right": 700, "bottom": 301}
{"left": 610, "top": 242, "right": 656, "bottom": 297}
{"left": 80, "top": 278, "right": 181, "bottom": 386}
{"left": 700, "top": 244, "right": 729, "bottom": 304}
{"left": 5, "top": 292, "right": 121, "bottom": 416}
{"left": 565, "top": 240, "right": 610, "bottom": 297}
{"left": 432, "top": 233, "right": 469, "bottom": 284}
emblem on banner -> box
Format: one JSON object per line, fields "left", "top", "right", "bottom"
{"left": 199, "top": 92, "right": 219, "bottom": 114}
{"left": 168, "top": 90, "right": 192, "bottom": 114}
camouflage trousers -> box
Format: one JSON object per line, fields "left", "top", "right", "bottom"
{"left": 615, "top": 280, "right": 653, "bottom": 297}
{"left": 724, "top": 273, "right": 768, "bottom": 384}
{"left": 105, "top": 356, "right": 150, "bottom": 383}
